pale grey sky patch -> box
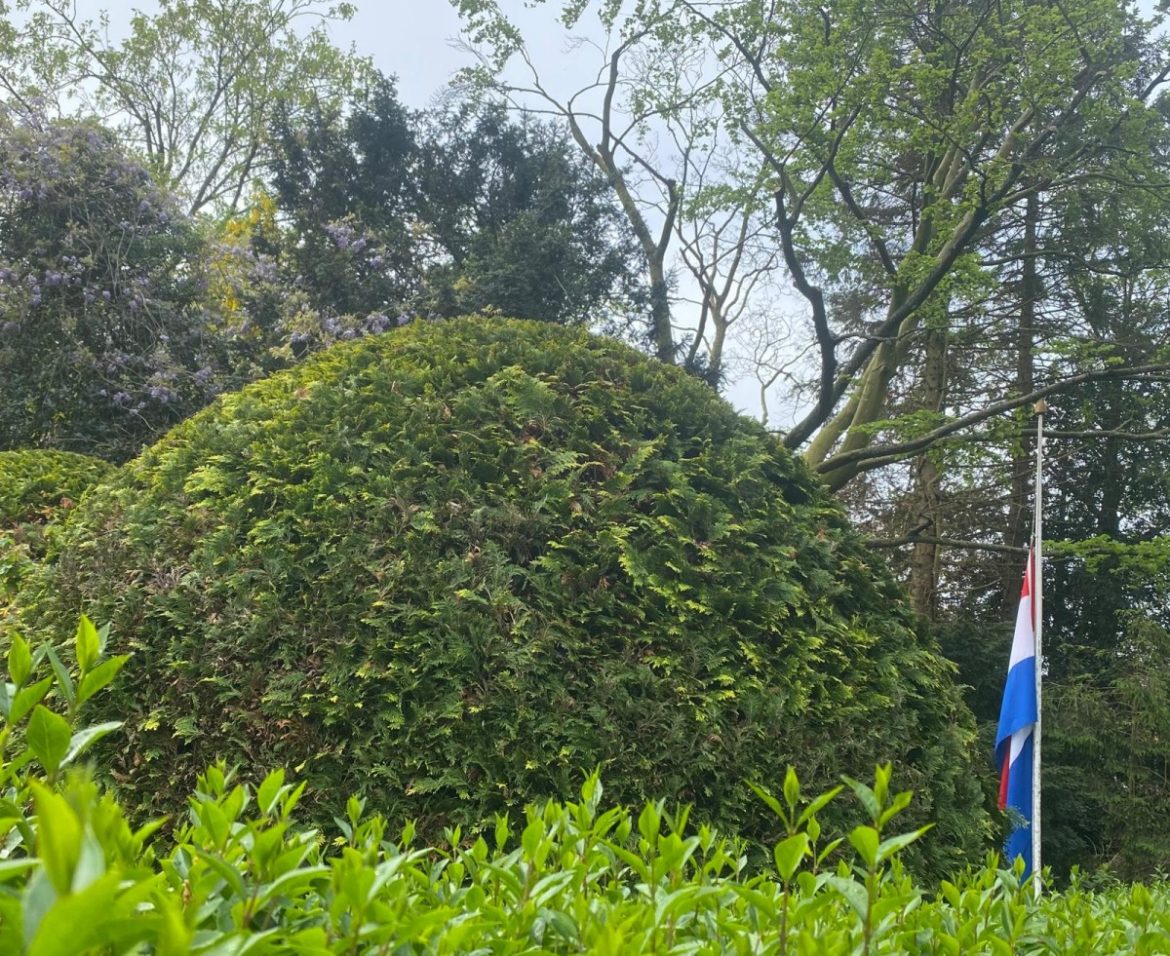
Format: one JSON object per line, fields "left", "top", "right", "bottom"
{"left": 329, "top": 2, "right": 472, "bottom": 107}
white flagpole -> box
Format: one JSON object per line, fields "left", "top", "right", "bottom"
{"left": 1032, "top": 399, "right": 1046, "bottom": 896}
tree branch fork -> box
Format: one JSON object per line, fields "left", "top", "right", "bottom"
{"left": 809, "top": 362, "right": 1170, "bottom": 479}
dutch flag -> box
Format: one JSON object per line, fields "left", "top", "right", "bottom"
{"left": 995, "top": 551, "right": 1038, "bottom": 876}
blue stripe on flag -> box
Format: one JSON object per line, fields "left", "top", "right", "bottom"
{"left": 995, "top": 656, "right": 1037, "bottom": 757}
{"left": 1003, "top": 732, "right": 1034, "bottom": 876}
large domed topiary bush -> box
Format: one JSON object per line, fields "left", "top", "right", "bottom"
{"left": 21, "top": 319, "right": 987, "bottom": 868}
{"left": 1, "top": 449, "right": 113, "bottom": 610}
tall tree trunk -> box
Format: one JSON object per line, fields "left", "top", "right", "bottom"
{"left": 648, "top": 255, "right": 675, "bottom": 364}
{"left": 1001, "top": 190, "right": 1039, "bottom": 610}
{"left": 909, "top": 320, "right": 948, "bottom": 618}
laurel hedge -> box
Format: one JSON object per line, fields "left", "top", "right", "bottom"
{"left": 19, "top": 318, "right": 988, "bottom": 872}
{"left": 2, "top": 628, "right": 1161, "bottom": 956}
{"left": 0, "top": 449, "right": 113, "bottom": 610}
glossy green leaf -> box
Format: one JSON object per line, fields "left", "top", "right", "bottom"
{"left": 7, "top": 633, "right": 31, "bottom": 688}
{"left": 74, "top": 616, "right": 100, "bottom": 675}
{"left": 27, "top": 707, "right": 71, "bottom": 776}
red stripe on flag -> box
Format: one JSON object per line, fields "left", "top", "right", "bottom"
{"left": 998, "top": 750, "right": 1010, "bottom": 810}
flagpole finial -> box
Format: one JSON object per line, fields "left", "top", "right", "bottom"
{"left": 1033, "top": 399, "right": 1049, "bottom": 416}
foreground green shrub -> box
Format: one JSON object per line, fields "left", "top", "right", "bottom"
{"left": 21, "top": 318, "right": 985, "bottom": 871}
{"left": 0, "top": 450, "right": 113, "bottom": 610}
{"left": 0, "top": 616, "right": 1168, "bottom": 954}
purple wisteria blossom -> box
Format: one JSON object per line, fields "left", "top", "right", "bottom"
{"left": 364, "top": 313, "right": 391, "bottom": 333}
{"left": 0, "top": 115, "right": 218, "bottom": 458}
{"left": 323, "top": 220, "right": 357, "bottom": 251}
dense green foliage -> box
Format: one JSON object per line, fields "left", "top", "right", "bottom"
{"left": 269, "top": 81, "right": 647, "bottom": 331}
{"left": 409, "top": 102, "right": 646, "bottom": 328}
{"left": 21, "top": 319, "right": 985, "bottom": 872}
{"left": 454, "top": 0, "right": 1170, "bottom": 876}
{"left": 0, "top": 85, "right": 647, "bottom": 462}
{"left": 0, "top": 450, "right": 112, "bottom": 528}
{"left": 0, "top": 450, "right": 112, "bottom": 610}
{"left": 0, "top": 623, "right": 1166, "bottom": 955}
{"left": 2, "top": 0, "right": 1166, "bottom": 891}
{"left": 942, "top": 568, "right": 1170, "bottom": 882}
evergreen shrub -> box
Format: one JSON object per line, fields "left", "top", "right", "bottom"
{"left": 21, "top": 318, "right": 987, "bottom": 871}
{"left": 0, "top": 450, "right": 113, "bottom": 609}
{"left": 0, "top": 449, "right": 113, "bottom": 528}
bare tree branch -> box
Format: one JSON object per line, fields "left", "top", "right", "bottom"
{"left": 866, "top": 535, "right": 1029, "bottom": 556}
{"left": 816, "top": 362, "right": 1170, "bottom": 477}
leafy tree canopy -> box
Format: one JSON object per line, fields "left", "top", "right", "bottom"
{"left": 269, "top": 77, "right": 647, "bottom": 334}
{"left": 0, "top": 0, "right": 371, "bottom": 214}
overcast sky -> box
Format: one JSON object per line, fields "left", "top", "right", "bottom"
{"left": 332, "top": 3, "right": 475, "bottom": 107}
{"left": 334, "top": 3, "right": 606, "bottom": 116}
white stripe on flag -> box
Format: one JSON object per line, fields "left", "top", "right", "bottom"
{"left": 1007, "top": 560, "right": 1035, "bottom": 669}
{"left": 1008, "top": 725, "right": 1030, "bottom": 764}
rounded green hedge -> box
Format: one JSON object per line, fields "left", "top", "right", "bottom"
{"left": 21, "top": 319, "right": 987, "bottom": 870}
{"left": 1, "top": 450, "right": 113, "bottom": 609}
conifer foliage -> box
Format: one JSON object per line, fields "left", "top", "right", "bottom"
{"left": 0, "top": 450, "right": 112, "bottom": 610}
{"left": 23, "top": 319, "right": 986, "bottom": 872}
